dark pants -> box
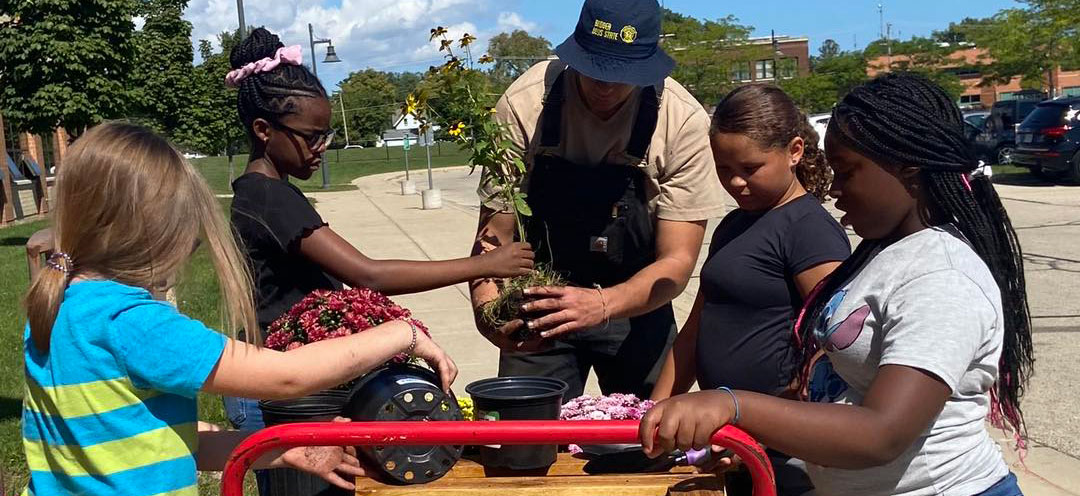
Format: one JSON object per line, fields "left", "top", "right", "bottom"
{"left": 499, "top": 305, "right": 676, "bottom": 399}
{"left": 724, "top": 450, "right": 814, "bottom": 496}
{"left": 223, "top": 396, "right": 271, "bottom": 496}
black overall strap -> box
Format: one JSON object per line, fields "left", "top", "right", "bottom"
{"left": 539, "top": 71, "right": 568, "bottom": 148}
{"left": 537, "top": 71, "right": 661, "bottom": 159}
{"left": 626, "top": 85, "right": 659, "bottom": 160}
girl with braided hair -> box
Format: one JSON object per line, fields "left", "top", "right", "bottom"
{"left": 650, "top": 84, "right": 849, "bottom": 496}
{"left": 640, "top": 73, "right": 1029, "bottom": 496}
{"left": 225, "top": 27, "right": 533, "bottom": 492}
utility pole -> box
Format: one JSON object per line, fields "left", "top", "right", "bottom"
{"left": 338, "top": 93, "right": 350, "bottom": 148}
{"left": 878, "top": 3, "right": 884, "bottom": 41}
{"left": 236, "top": 0, "right": 246, "bottom": 37}
{"left": 887, "top": 23, "right": 893, "bottom": 68}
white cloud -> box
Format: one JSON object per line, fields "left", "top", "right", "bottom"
{"left": 496, "top": 12, "right": 537, "bottom": 33}
{"left": 183, "top": 0, "right": 539, "bottom": 91}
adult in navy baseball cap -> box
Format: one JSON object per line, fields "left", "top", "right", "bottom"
{"left": 554, "top": 0, "right": 675, "bottom": 86}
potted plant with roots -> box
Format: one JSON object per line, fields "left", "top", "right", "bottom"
{"left": 408, "top": 27, "right": 562, "bottom": 333}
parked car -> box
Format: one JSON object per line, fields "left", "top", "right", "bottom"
{"left": 973, "top": 90, "right": 1045, "bottom": 165}
{"left": 964, "top": 111, "right": 990, "bottom": 130}
{"left": 807, "top": 113, "right": 830, "bottom": 150}
{"left": 1012, "top": 97, "right": 1080, "bottom": 182}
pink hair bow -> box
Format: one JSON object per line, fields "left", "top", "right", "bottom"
{"left": 225, "top": 45, "right": 304, "bottom": 87}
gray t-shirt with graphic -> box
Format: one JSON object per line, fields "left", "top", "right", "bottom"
{"left": 806, "top": 226, "right": 1009, "bottom": 496}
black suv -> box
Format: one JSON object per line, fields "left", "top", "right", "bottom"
{"left": 1013, "top": 97, "right": 1080, "bottom": 182}
{"left": 973, "top": 90, "right": 1046, "bottom": 165}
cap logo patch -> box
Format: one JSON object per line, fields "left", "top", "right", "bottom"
{"left": 619, "top": 25, "right": 638, "bottom": 44}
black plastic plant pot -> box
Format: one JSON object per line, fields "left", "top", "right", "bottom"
{"left": 259, "top": 390, "right": 351, "bottom": 496}
{"left": 465, "top": 376, "right": 568, "bottom": 470}
{"left": 343, "top": 363, "right": 464, "bottom": 485}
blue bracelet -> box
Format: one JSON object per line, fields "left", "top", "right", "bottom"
{"left": 717, "top": 387, "right": 740, "bottom": 425}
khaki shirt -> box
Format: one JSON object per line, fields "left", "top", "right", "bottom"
{"left": 479, "top": 59, "right": 725, "bottom": 222}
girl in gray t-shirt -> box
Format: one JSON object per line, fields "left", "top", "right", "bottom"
{"left": 640, "top": 73, "right": 1031, "bottom": 496}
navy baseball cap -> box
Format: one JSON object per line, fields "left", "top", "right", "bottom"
{"left": 554, "top": 0, "right": 675, "bottom": 87}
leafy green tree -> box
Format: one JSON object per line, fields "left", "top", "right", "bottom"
{"left": 813, "top": 51, "right": 869, "bottom": 103}
{"left": 779, "top": 74, "right": 838, "bottom": 114}
{"left": 332, "top": 69, "right": 397, "bottom": 146}
{"left": 172, "top": 29, "right": 246, "bottom": 156}
{"left": 486, "top": 30, "right": 553, "bottom": 90}
{"left": 932, "top": 17, "right": 996, "bottom": 44}
{"left": 128, "top": 0, "right": 195, "bottom": 135}
{"left": 818, "top": 39, "right": 841, "bottom": 60}
{"left": 0, "top": 0, "right": 136, "bottom": 135}
{"left": 660, "top": 9, "right": 762, "bottom": 105}
{"left": 964, "top": 0, "right": 1080, "bottom": 95}
{"left": 387, "top": 72, "right": 423, "bottom": 104}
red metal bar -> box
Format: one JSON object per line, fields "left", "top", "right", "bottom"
{"left": 221, "top": 420, "right": 775, "bottom": 496}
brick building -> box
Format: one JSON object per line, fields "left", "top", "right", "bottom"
{"left": 867, "top": 46, "right": 1080, "bottom": 110}
{"left": 728, "top": 35, "right": 811, "bottom": 84}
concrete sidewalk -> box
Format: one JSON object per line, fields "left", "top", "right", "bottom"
{"left": 312, "top": 166, "right": 1080, "bottom": 495}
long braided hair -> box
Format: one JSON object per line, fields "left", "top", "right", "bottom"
{"left": 794, "top": 73, "right": 1033, "bottom": 443}
{"left": 711, "top": 84, "right": 832, "bottom": 201}
{"left": 230, "top": 28, "right": 327, "bottom": 138}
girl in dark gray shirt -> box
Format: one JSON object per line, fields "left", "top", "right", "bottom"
{"left": 651, "top": 85, "right": 850, "bottom": 496}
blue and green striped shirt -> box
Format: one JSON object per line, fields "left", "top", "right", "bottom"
{"left": 23, "top": 280, "right": 227, "bottom": 496}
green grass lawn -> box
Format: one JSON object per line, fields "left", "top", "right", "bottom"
{"left": 193, "top": 142, "right": 471, "bottom": 195}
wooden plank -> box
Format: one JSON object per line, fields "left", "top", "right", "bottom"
{"left": 356, "top": 474, "right": 724, "bottom": 496}
{"left": 445, "top": 454, "right": 697, "bottom": 479}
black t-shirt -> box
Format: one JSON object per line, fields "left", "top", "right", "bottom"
{"left": 696, "top": 194, "right": 850, "bottom": 395}
{"left": 231, "top": 173, "right": 342, "bottom": 336}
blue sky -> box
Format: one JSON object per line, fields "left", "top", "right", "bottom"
{"left": 185, "top": 0, "right": 1021, "bottom": 89}
{"left": 515, "top": 0, "right": 1019, "bottom": 54}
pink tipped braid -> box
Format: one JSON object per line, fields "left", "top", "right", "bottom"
{"left": 225, "top": 45, "right": 304, "bottom": 87}
{"left": 961, "top": 173, "right": 973, "bottom": 192}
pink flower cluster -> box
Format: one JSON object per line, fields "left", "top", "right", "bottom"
{"left": 264, "top": 288, "right": 429, "bottom": 352}
{"left": 560, "top": 393, "right": 655, "bottom": 421}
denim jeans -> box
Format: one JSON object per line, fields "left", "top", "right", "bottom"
{"left": 223, "top": 396, "right": 271, "bottom": 496}
{"left": 975, "top": 473, "right": 1023, "bottom": 496}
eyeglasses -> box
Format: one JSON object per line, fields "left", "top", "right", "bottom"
{"left": 271, "top": 121, "right": 336, "bottom": 152}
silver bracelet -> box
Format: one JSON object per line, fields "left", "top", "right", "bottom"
{"left": 404, "top": 320, "right": 418, "bottom": 360}
{"left": 717, "top": 387, "right": 741, "bottom": 425}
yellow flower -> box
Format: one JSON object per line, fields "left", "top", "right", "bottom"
{"left": 489, "top": 107, "right": 497, "bottom": 114}
{"left": 448, "top": 122, "right": 466, "bottom": 137}
{"left": 404, "top": 95, "right": 418, "bottom": 116}
{"left": 478, "top": 54, "right": 494, "bottom": 64}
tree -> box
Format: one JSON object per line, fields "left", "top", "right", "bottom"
{"left": 333, "top": 69, "right": 397, "bottom": 146}
{"left": 813, "top": 51, "right": 869, "bottom": 103}
{"left": 486, "top": 30, "right": 552, "bottom": 90}
{"left": 171, "top": 29, "right": 246, "bottom": 156}
{"left": 128, "top": 0, "right": 195, "bottom": 135}
{"left": 965, "top": 0, "right": 1080, "bottom": 96}
{"left": 0, "top": 0, "right": 136, "bottom": 135}
{"left": 779, "top": 74, "right": 838, "bottom": 114}
{"left": 818, "top": 39, "right": 841, "bottom": 60}
{"left": 932, "top": 17, "right": 995, "bottom": 44}
{"left": 661, "top": 9, "right": 762, "bottom": 105}
{"left": 387, "top": 72, "right": 423, "bottom": 104}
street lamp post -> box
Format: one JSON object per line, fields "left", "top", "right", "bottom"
{"left": 308, "top": 23, "right": 341, "bottom": 189}
{"left": 771, "top": 30, "right": 779, "bottom": 81}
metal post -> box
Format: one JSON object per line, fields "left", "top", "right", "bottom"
{"left": 308, "top": 24, "right": 318, "bottom": 78}
{"left": 404, "top": 136, "right": 410, "bottom": 181}
{"left": 425, "top": 127, "right": 433, "bottom": 189}
{"left": 236, "top": 0, "right": 246, "bottom": 37}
